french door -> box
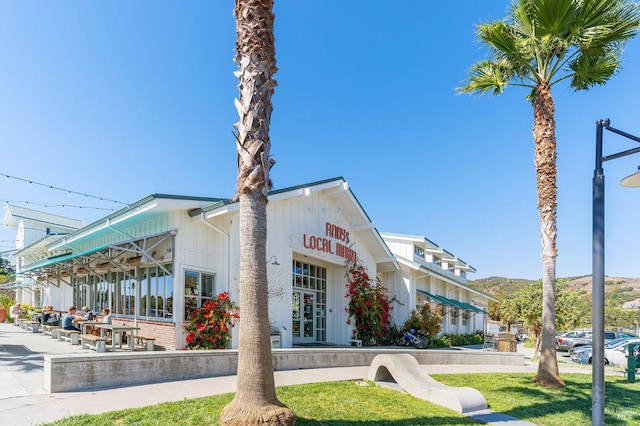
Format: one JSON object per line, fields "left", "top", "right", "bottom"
{"left": 292, "top": 291, "right": 315, "bottom": 344}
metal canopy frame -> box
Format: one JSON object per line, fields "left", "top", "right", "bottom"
{"left": 16, "top": 230, "right": 175, "bottom": 287}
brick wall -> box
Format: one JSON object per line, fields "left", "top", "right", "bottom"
{"left": 108, "top": 318, "right": 177, "bottom": 350}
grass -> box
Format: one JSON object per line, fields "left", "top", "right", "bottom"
{"left": 43, "top": 374, "right": 640, "bottom": 426}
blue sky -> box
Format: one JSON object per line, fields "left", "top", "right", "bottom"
{"left": 1, "top": 1, "right": 640, "bottom": 281}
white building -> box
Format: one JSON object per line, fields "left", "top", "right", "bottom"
{"left": 380, "top": 232, "right": 494, "bottom": 335}
{"left": 4, "top": 177, "right": 494, "bottom": 349}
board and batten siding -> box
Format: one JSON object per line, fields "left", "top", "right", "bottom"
{"left": 262, "top": 190, "right": 382, "bottom": 345}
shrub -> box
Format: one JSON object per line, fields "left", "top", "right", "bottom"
{"left": 440, "top": 331, "right": 484, "bottom": 346}
{"left": 345, "top": 262, "right": 395, "bottom": 346}
{"left": 379, "top": 322, "right": 404, "bottom": 346}
{"left": 183, "top": 292, "right": 239, "bottom": 350}
{"left": 402, "top": 303, "right": 442, "bottom": 340}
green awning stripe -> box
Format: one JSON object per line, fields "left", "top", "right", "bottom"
{"left": 416, "top": 289, "right": 487, "bottom": 314}
{"left": 21, "top": 245, "right": 110, "bottom": 273}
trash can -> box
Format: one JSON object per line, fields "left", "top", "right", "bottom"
{"left": 497, "top": 333, "right": 517, "bottom": 352}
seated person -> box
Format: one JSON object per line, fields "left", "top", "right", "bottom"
{"left": 81, "top": 306, "right": 95, "bottom": 321}
{"left": 61, "top": 306, "right": 82, "bottom": 331}
{"left": 10, "top": 303, "right": 25, "bottom": 321}
{"left": 41, "top": 305, "right": 55, "bottom": 324}
{"left": 101, "top": 308, "right": 112, "bottom": 324}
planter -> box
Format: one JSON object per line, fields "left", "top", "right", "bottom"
{"left": 0, "top": 308, "right": 7, "bottom": 323}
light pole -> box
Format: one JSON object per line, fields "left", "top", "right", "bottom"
{"left": 592, "top": 118, "right": 640, "bottom": 426}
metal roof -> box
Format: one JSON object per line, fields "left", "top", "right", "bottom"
{"left": 417, "top": 289, "right": 487, "bottom": 314}
{"left": 3, "top": 205, "right": 84, "bottom": 230}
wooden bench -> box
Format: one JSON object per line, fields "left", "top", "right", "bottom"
{"left": 135, "top": 335, "right": 156, "bottom": 351}
{"left": 42, "top": 325, "right": 61, "bottom": 338}
{"left": 482, "top": 334, "right": 497, "bottom": 350}
{"left": 80, "top": 334, "right": 107, "bottom": 353}
{"left": 26, "top": 321, "right": 41, "bottom": 333}
{"left": 58, "top": 329, "right": 80, "bottom": 345}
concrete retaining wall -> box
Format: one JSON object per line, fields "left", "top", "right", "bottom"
{"left": 44, "top": 347, "right": 523, "bottom": 393}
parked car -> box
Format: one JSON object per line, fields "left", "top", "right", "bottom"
{"left": 556, "top": 330, "right": 589, "bottom": 349}
{"left": 557, "top": 330, "right": 636, "bottom": 352}
{"left": 556, "top": 330, "right": 591, "bottom": 351}
{"left": 605, "top": 339, "right": 640, "bottom": 367}
{"left": 570, "top": 337, "right": 634, "bottom": 364}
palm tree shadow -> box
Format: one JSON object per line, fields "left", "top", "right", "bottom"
{"left": 0, "top": 344, "right": 45, "bottom": 373}
{"left": 493, "top": 379, "right": 640, "bottom": 424}
{"left": 295, "top": 416, "right": 480, "bottom": 425}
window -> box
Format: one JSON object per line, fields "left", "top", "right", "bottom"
{"left": 433, "top": 256, "right": 441, "bottom": 266}
{"left": 462, "top": 310, "right": 470, "bottom": 326}
{"left": 74, "top": 281, "right": 90, "bottom": 309}
{"left": 450, "top": 308, "right": 458, "bottom": 325}
{"left": 140, "top": 264, "right": 174, "bottom": 319}
{"left": 117, "top": 270, "right": 136, "bottom": 316}
{"left": 94, "top": 275, "right": 112, "bottom": 312}
{"left": 184, "top": 270, "right": 215, "bottom": 320}
{"left": 74, "top": 262, "right": 174, "bottom": 320}
{"left": 414, "top": 245, "right": 425, "bottom": 259}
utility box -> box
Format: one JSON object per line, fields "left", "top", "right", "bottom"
{"left": 270, "top": 334, "right": 281, "bottom": 348}
{"left": 497, "top": 333, "right": 517, "bottom": 352}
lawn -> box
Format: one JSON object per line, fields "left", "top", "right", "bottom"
{"left": 44, "top": 373, "right": 640, "bottom": 425}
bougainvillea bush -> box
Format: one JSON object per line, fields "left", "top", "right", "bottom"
{"left": 184, "top": 292, "right": 239, "bottom": 350}
{"left": 345, "top": 261, "right": 395, "bottom": 346}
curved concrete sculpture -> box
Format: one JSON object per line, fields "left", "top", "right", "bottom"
{"left": 366, "top": 353, "right": 487, "bottom": 413}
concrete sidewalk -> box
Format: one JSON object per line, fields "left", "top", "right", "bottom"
{"left": 0, "top": 322, "right": 607, "bottom": 426}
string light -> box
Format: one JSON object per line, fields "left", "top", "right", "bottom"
{"left": 0, "top": 172, "right": 128, "bottom": 206}
{"left": 2, "top": 224, "right": 74, "bottom": 233}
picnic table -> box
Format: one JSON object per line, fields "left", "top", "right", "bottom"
{"left": 77, "top": 320, "right": 102, "bottom": 335}
{"left": 94, "top": 323, "right": 139, "bottom": 351}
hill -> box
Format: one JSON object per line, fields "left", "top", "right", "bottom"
{"left": 468, "top": 276, "right": 640, "bottom": 308}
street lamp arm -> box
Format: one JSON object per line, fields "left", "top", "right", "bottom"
{"left": 605, "top": 123, "right": 640, "bottom": 145}
{"left": 602, "top": 146, "right": 640, "bottom": 163}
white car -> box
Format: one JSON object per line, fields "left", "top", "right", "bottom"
{"left": 605, "top": 339, "right": 640, "bottom": 367}
{"left": 571, "top": 338, "right": 632, "bottom": 364}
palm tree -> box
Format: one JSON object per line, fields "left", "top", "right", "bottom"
{"left": 220, "top": 1, "right": 296, "bottom": 424}
{"left": 459, "top": 0, "right": 640, "bottom": 387}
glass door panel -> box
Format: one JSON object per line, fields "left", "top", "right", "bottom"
{"left": 292, "top": 291, "right": 315, "bottom": 343}
{"left": 303, "top": 293, "right": 314, "bottom": 338}
{"left": 292, "top": 292, "right": 301, "bottom": 338}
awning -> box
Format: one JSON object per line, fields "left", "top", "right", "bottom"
{"left": 17, "top": 231, "right": 175, "bottom": 279}
{"left": 417, "top": 289, "right": 487, "bottom": 314}
{"left": 0, "top": 280, "right": 17, "bottom": 289}
{"left": 5, "top": 281, "right": 32, "bottom": 289}
{"left": 21, "top": 245, "right": 110, "bottom": 274}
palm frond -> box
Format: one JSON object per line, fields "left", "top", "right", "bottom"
{"left": 530, "top": 0, "right": 578, "bottom": 38}
{"left": 569, "top": 44, "right": 622, "bottom": 90}
{"left": 461, "top": 0, "right": 640, "bottom": 97}
{"left": 457, "top": 60, "right": 514, "bottom": 96}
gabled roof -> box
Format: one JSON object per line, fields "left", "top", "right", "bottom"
{"left": 379, "top": 231, "right": 476, "bottom": 273}
{"left": 191, "top": 177, "right": 399, "bottom": 272}
{"left": 3, "top": 205, "right": 84, "bottom": 230}
{"left": 395, "top": 255, "right": 497, "bottom": 302}
{"left": 14, "top": 233, "right": 69, "bottom": 260}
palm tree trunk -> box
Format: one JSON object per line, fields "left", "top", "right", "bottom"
{"left": 220, "top": 0, "right": 296, "bottom": 423}
{"left": 532, "top": 82, "right": 565, "bottom": 388}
